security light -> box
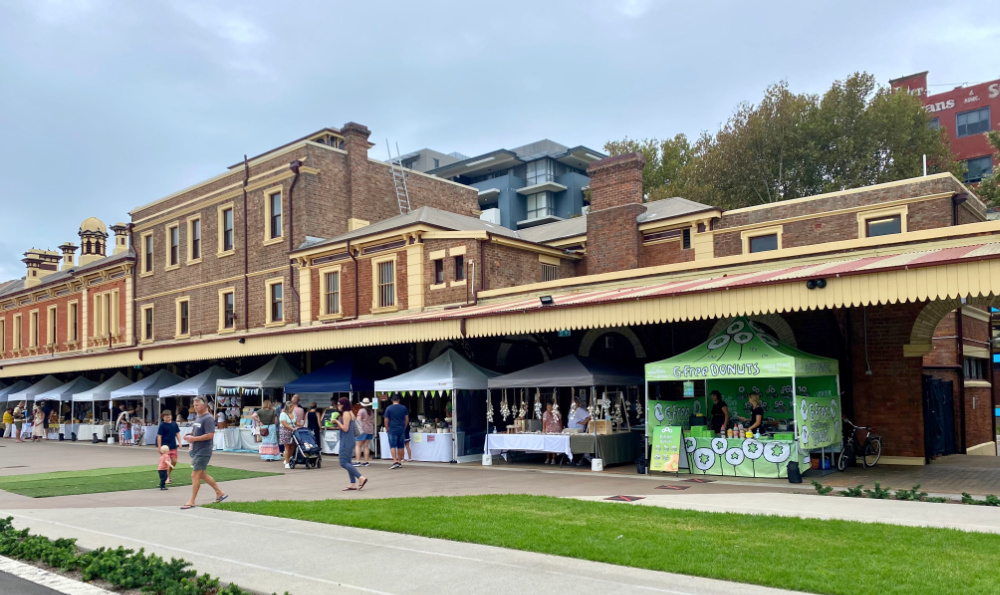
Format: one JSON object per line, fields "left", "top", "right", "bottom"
{"left": 539, "top": 295, "right": 554, "bottom": 306}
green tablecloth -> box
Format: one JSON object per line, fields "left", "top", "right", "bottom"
{"left": 678, "top": 437, "right": 805, "bottom": 478}
{"left": 569, "top": 432, "right": 638, "bottom": 466}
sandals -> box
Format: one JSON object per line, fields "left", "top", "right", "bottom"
{"left": 180, "top": 505, "right": 196, "bottom": 510}
{"left": 358, "top": 478, "right": 368, "bottom": 491}
{"left": 214, "top": 494, "right": 229, "bottom": 504}
{"left": 342, "top": 487, "right": 357, "bottom": 491}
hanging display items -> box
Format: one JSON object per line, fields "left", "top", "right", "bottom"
{"left": 500, "top": 390, "right": 510, "bottom": 421}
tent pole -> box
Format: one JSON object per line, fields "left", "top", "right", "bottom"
{"left": 644, "top": 380, "right": 649, "bottom": 475}
{"left": 452, "top": 389, "right": 458, "bottom": 463}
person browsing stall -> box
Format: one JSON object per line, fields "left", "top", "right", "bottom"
{"left": 738, "top": 392, "right": 766, "bottom": 437}
{"left": 383, "top": 395, "right": 409, "bottom": 469}
{"left": 710, "top": 390, "right": 730, "bottom": 435}
{"left": 542, "top": 402, "right": 563, "bottom": 465}
{"left": 568, "top": 397, "right": 591, "bottom": 430}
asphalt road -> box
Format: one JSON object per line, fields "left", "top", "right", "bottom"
{"left": 0, "top": 570, "right": 63, "bottom": 595}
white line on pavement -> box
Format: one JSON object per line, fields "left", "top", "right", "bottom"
{"left": 0, "top": 554, "right": 112, "bottom": 595}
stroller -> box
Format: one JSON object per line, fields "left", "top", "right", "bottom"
{"left": 289, "top": 427, "right": 323, "bottom": 469}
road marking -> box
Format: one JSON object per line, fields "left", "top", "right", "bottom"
{"left": 0, "top": 554, "right": 112, "bottom": 595}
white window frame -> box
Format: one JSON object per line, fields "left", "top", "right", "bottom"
{"left": 264, "top": 187, "right": 284, "bottom": 245}
{"left": 187, "top": 215, "right": 203, "bottom": 264}
{"left": 165, "top": 222, "right": 180, "bottom": 270}
{"left": 218, "top": 202, "right": 236, "bottom": 257}
{"left": 318, "top": 266, "right": 343, "bottom": 320}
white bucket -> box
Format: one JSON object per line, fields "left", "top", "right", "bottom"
{"left": 482, "top": 454, "right": 492, "bottom": 466}
{"left": 590, "top": 458, "right": 604, "bottom": 472}
{"left": 107, "top": 437, "right": 115, "bottom": 444}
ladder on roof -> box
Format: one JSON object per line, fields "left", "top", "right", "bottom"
{"left": 387, "top": 140, "right": 412, "bottom": 215}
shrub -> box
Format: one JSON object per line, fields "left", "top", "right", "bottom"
{"left": 811, "top": 481, "right": 833, "bottom": 495}
{"left": 864, "top": 482, "right": 891, "bottom": 499}
{"left": 894, "top": 485, "right": 927, "bottom": 502}
{"left": 842, "top": 485, "right": 864, "bottom": 498}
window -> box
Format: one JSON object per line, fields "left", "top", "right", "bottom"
{"left": 68, "top": 301, "right": 78, "bottom": 343}
{"left": 13, "top": 314, "right": 21, "bottom": 351}
{"left": 526, "top": 191, "right": 554, "bottom": 220}
{"left": 142, "top": 232, "right": 153, "bottom": 274}
{"left": 957, "top": 107, "right": 990, "bottom": 138}
{"left": 526, "top": 159, "right": 555, "bottom": 185}
{"left": 965, "top": 357, "right": 987, "bottom": 380}
{"left": 324, "top": 271, "right": 340, "bottom": 315}
{"left": 176, "top": 298, "right": 190, "bottom": 337}
{"left": 542, "top": 264, "right": 558, "bottom": 282}
{"left": 142, "top": 305, "right": 154, "bottom": 341}
{"left": 965, "top": 156, "right": 994, "bottom": 183}
{"left": 682, "top": 229, "right": 692, "bottom": 250}
{"left": 167, "top": 224, "right": 179, "bottom": 267}
{"left": 188, "top": 217, "right": 202, "bottom": 262}
{"left": 218, "top": 204, "right": 235, "bottom": 254}
{"left": 377, "top": 260, "right": 395, "bottom": 308}
{"left": 433, "top": 158, "right": 440, "bottom": 169}
{"left": 749, "top": 234, "right": 779, "bottom": 253}
{"left": 46, "top": 306, "right": 56, "bottom": 345}
{"left": 29, "top": 311, "right": 38, "bottom": 348}
{"left": 0, "top": 319, "right": 4, "bottom": 354}
{"left": 454, "top": 255, "right": 464, "bottom": 281}
{"left": 865, "top": 215, "right": 902, "bottom": 237}
{"left": 267, "top": 190, "right": 283, "bottom": 241}
{"left": 270, "top": 282, "right": 284, "bottom": 323}
{"left": 219, "top": 289, "right": 235, "bottom": 331}
{"left": 434, "top": 259, "right": 444, "bottom": 285}
{"left": 928, "top": 118, "right": 940, "bottom": 130}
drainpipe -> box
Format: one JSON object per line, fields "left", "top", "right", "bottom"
{"left": 957, "top": 308, "right": 968, "bottom": 454}
{"left": 242, "top": 156, "right": 250, "bottom": 333}
{"left": 128, "top": 223, "right": 138, "bottom": 347}
{"left": 287, "top": 160, "right": 302, "bottom": 325}
{"left": 348, "top": 239, "right": 359, "bottom": 321}
{"left": 474, "top": 233, "right": 489, "bottom": 305}
{"left": 952, "top": 192, "right": 969, "bottom": 226}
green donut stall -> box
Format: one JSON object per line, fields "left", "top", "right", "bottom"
{"left": 644, "top": 317, "right": 842, "bottom": 478}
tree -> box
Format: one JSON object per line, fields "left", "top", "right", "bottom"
{"left": 973, "top": 131, "right": 1000, "bottom": 208}
{"left": 606, "top": 72, "right": 960, "bottom": 209}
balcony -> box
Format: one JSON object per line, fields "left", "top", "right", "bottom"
{"left": 515, "top": 181, "right": 567, "bottom": 195}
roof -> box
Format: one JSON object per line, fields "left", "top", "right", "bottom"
{"left": 0, "top": 249, "right": 134, "bottom": 300}
{"left": 638, "top": 197, "right": 719, "bottom": 224}
{"left": 516, "top": 217, "right": 586, "bottom": 244}
{"left": 426, "top": 141, "right": 606, "bottom": 179}
{"left": 227, "top": 127, "right": 344, "bottom": 170}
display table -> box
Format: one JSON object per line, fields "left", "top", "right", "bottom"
{"left": 78, "top": 423, "right": 110, "bottom": 441}
{"left": 675, "top": 436, "right": 805, "bottom": 478}
{"left": 568, "top": 432, "right": 639, "bottom": 466}
{"left": 322, "top": 429, "right": 340, "bottom": 455}
{"left": 379, "top": 431, "right": 453, "bottom": 462}
{"left": 238, "top": 428, "right": 260, "bottom": 452}
{"left": 485, "top": 433, "right": 572, "bottom": 458}
{"left": 59, "top": 423, "right": 80, "bottom": 439}
{"left": 213, "top": 427, "right": 242, "bottom": 451}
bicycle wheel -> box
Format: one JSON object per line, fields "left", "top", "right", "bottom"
{"left": 863, "top": 438, "right": 882, "bottom": 468}
{"left": 837, "top": 442, "right": 853, "bottom": 471}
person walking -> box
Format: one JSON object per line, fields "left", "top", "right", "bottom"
{"left": 383, "top": 395, "right": 409, "bottom": 469}
{"left": 290, "top": 394, "right": 305, "bottom": 429}
{"left": 279, "top": 401, "right": 297, "bottom": 469}
{"left": 12, "top": 402, "right": 24, "bottom": 443}
{"left": 332, "top": 397, "right": 367, "bottom": 491}
{"left": 181, "top": 396, "right": 227, "bottom": 509}
{"left": 2, "top": 407, "right": 12, "bottom": 439}
{"left": 31, "top": 407, "right": 44, "bottom": 442}
{"left": 354, "top": 398, "right": 374, "bottom": 466}
{"left": 252, "top": 400, "right": 281, "bottom": 461}
{"left": 156, "top": 410, "right": 181, "bottom": 485}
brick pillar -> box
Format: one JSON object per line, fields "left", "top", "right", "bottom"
{"left": 341, "top": 121, "right": 371, "bottom": 225}
{"left": 585, "top": 153, "right": 646, "bottom": 275}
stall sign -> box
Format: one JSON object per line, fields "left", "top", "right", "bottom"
{"left": 682, "top": 381, "right": 694, "bottom": 397}
{"left": 647, "top": 398, "right": 706, "bottom": 434}
{"left": 651, "top": 426, "right": 683, "bottom": 472}
{"left": 797, "top": 393, "right": 841, "bottom": 449}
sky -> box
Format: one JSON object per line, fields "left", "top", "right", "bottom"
{"left": 0, "top": 0, "right": 998, "bottom": 280}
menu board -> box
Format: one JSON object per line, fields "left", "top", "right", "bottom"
{"left": 651, "top": 425, "right": 683, "bottom": 472}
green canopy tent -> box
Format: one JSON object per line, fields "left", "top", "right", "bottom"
{"left": 644, "top": 317, "right": 842, "bottom": 477}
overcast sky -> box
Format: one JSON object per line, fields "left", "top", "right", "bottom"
{"left": 1, "top": 0, "right": 998, "bottom": 280}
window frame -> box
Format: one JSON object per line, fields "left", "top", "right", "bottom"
{"left": 175, "top": 297, "right": 190, "bottom": 339}
{"left": 525, "top": 191, "right": 554, "bottom": 220}
{"left": 434, "top": 258, "right": 445, "bottom": 285}
{"left": 542, "top": 263, "right": 558, "bottom": 282}
{"left": 141, "top": 231, "right": 154, "bottom": 276}
{"left": 141, "top": 304, "right": 154, "bottom": 343}
{"left": 218, "top": 288, "right": 236, "bottom": 333}
{"left": 265, "top": 278, "right": 285, "bottom": 326}
{"left": 165, "top": 222, "right": 180, "bottom": 270}
{"left": 318, "top": 266, "right": 343, "bottom": 320}
{"left": 371, "top": 254, "right": 398, "bottom": 313}
{"left": 741, "top": 225, "right": 783, "bottom": 254}
{"left": 28, "top": 309, "right": 39, "bottom": 349}
{"left": 956, "top": 107, "right": 990, "bottom": 138}
{"left": 187, "top": 215, "right": 202, "bottom": 264}
{"left": 217, "top": 202, "right": 236, "bottom": 256}
{"left": 0, "top": 318, "right": 5, "bottom": 356}
{"left": 67, "top": 300, "right": 79, "bottom": 345}
{"left": 12, "top": 313, "right": 22, "bottom": 353}
{"left": 46, "top": 305, "right": 57, "bottom": 347}
{"left": 454, "top": 255, "right": 465, "bottom": 282}
{"left": 264, "top": 187, "right": 284, "bottom": 245}
{"left": 964, "top": 155, "right": 994, "bottom": 184}
{"left": 857, "top": 206, "right": 908, "bottom": 238}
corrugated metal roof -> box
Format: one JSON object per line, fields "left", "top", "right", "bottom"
{"left": 637, "top": 197, "right": 718, "bottom": 223}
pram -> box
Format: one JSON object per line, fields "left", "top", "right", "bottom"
{"left": 289, "top": 427, "right": 322, "bottom": 469}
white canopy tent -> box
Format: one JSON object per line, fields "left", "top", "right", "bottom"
{"left": 36, "top": 377, "right": 98, "bottom": 402}
{"left": 71, "top": 372, "right": 132, "bottom": 423}
{"left": 7, "top": 375, "right": 62, "bottom": 404}
{"left": 110, "top": 369, "right": 184, "bottom": 423}
{"left": 216, "top": 356, "right": 301, "bottom": 391}
{"left": 0, "top": 381, "right": 30, "bottom": 404}
{"left": 160, "top": 365, "right": 235, "bottom": 399}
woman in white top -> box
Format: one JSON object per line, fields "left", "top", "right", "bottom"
{"left": 279, "top": 402, "right": 297, "bottom": 469}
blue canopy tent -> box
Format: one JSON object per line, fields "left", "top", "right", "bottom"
{"left": 284, "top": 359, "right": 375, "bottom": 404}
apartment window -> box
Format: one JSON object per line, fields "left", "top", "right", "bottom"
{"left": 928, "top": 118, "right": 940, "bottom": 130}
{"left": 143, "top": 233, "right": 153, "bottom": 274}
{"left": 526, "top": 192, "right": 554, "bottom": 220}
{"left": 29, "top": 311, "right": 38, "bottom": 348}
{"left": 142, "top": 305, "right": 154, "bottom": 341}
{"left": 269, "top": 282, "right": 284, "bottom": 323}
{"left": 965, "top": 156, "right": 994, "bottom": 184}
{"left": 749, "top": 234, "right": 779, "bottom": 253}
{"left": 526, "top": 159, "right": 555, "bottom": 185}
{"left": 454, "top": 255, "right": 465, "bottom": 281}
{"left": 267, "top": 191, "right": 283, "bottom": 241}
{"left": 46, "top": 306, "right": 56, "bottom": 345}
{"left": 189, "top": 217, "right": 202, "bottom": 261}
{"left": 865, "top": 215, "right": 902, "bottom": 237}
{"left": 324, "top": 271, "right": 340, "bottom": 315}
{"left": 221, "top": 290, "right": 235, "bottom": 330}
{"left": 957, "top": 107, "right": 990, "bottom": 138}
{"left": 965, "top": 357, "right": 987, "bottom": 380}
{"left": 13, "top": 314, "right": 21, "bottom": 350}
{"left": 68, "top": 302, "right": 78, "bottom": 343}
{"left": 176, "top": 299, "right": 190, "bottom": 337}
{"left": 221, "top": 206, "right": 234, "bottom": 252}
{"left": 434, "top": 259, "right": 444, "bottom": 285}
{"left": 542, "top": 264, "right": 558, "bottom": 282}
{"left": 433, "top": 158, "right": 440, "bottom": 168}
{"left": 167, "top": 224, "right": 179, "bottom": 267}
{"left": 377, "top": 261, "right": 395, "bottom": 308}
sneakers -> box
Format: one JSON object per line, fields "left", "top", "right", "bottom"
{"left": 284, "top": 463, "right": 291, "bottom": 469}
{"left": 361, "top": 462, "right": 370, "bottom": 467}
{"left": 390, "top": 462, "right": 401, "bottom": 470}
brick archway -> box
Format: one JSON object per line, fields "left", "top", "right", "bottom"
{"left": 497, "top": 335, "right": 549, "bottom": 368}
{"left": 709, "top": 314, "right": 797, "bottom": 348}
{"left": 578, "top": 327, "right": 647, "bottom": 358}
{"left": 905, "top": 297, "right": 1000, "bottom": 357}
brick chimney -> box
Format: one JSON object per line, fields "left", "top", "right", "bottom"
{"left": 23, "top": 249, "right": 61, "bottom": 289}
{"left": 585, "top": 152, "right": 646, "bottom": 275}
{"left": 59, "top": 242, "right": 78, "bottom": 270}
{"left": 341, "top": 121, "right": 372, "bottom": 231}
{"left": 110, "top": 223, "right": 129, "bottom": 255}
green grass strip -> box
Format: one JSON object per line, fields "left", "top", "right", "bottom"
{"left": 0, "top": 464, "right": 278, "bottom": 498}
{"left": 215, "top": 494, "right": 1000, "bottom": 595}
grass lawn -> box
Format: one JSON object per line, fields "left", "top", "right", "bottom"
{"left": 0, "top": 464, "right": 279, "bottom": 498}
{"left": 216, "top": 494, "right": 1000, "bottom": 595}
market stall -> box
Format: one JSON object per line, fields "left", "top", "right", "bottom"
{"left": 71, "top": 372, "right": 131, "bottom": 441}
{"left": 110, "top": 370, "right": 184, "bottom": 445}
{"left": 644, "top": 317, "right": 841, "bottom": 478}
{"left": 486, "top": 355, "right": 643, "bottom": 466}
{"left": 0, "top": 381, "right": 31, "bottom": 406}
{"left": 8, "top": 376, "right": 63, "bottom": 440}
{"left": 374, "top": 350, "right": 499, "bottom": 463}
{"left": 217, "top": 356, "right": 301, "bottom": 451}
{"left": 158, "top": 366, "right": 237, "bottom": 451}
{"left": 285, "top": 358, "right": 377, "bottom": 455}
{"left": 34, "top": 377, "right": 97, "bottom": 440}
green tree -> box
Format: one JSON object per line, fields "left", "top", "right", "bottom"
{"left": 603, "top": 135, "right": 695, "bottom": 201}
{"left": 973, "top": 130, "right": 1000, "bottom": 207}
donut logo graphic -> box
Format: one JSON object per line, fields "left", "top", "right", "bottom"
{"left": 801, "top": 426, "right": 810, "bottom": 446}
{"left": 726, "top": 448, "right": 745, "bottom": 466}
{"left": 708, "top": 335, "right": 731, "bottom": 350}
{"left": 693, "top": 448, "right": 716, "bottom": 472}
{"left": 742, "top": 439, "right": 764, "bottom": 460}
{"left": 763, "top": 441, "right": 791, "bottom": 464}
{"left": 734, "top": 331, "right": 754, "bottom": 345}
{"left": 760, "top": 334, "right": 779, "bottom": 347}
{"left": 711, "top": 437, "right": 728, "bottom": 454}
{"left": 654, "top": 402, "right": 665, "bottom": 422}
{"left": 800, "top": 399, "right": 809, "bottom": 420}
{"left": 727, "top": 320, "right": 745, "bottom": 335}
{"left": 684, "top": 437, "right": 697, "bottom": 453}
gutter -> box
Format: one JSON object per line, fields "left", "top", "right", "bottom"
{"left": 347, "top": 239, "right": 360, "bottom": 322}
{"left": 287, "top": 160, "right": 302, "bottom": 325}
{"left": 242, "top": 156, "right": 250, "bottom": 334}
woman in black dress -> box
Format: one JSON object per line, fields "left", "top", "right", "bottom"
{"left": 740, "top": 392, "right": 766, "bottom": 437}
{"left": 306, "top": 402, "right": 321, "bottom": 445}
{"left": 709, "top": 390, "right": 729, "bottom": 435}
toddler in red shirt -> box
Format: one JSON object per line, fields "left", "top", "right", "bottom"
{"left": 158, "top": 445, "right": 174, "bottom": 490}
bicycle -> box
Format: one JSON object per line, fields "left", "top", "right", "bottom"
{"left": 837, "top": 417, "right": 882, "bottom": 471}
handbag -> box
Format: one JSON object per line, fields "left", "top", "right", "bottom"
{"left": 259, "top": 426, "right": 270, "bottom": 437}
{"left": 353, "top": 417, "right": 363, "bottom": 437}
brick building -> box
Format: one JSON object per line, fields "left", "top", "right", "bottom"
{"left": 1, "top": 123, "right": 998, "bottom": 465}
{"left": 891, "top": 71, "right": 1000, "bottom": 183}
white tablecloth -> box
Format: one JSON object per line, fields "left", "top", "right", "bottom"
{"left": 239, "top": 428, "right": 260, "bottom": 452}
{"left": 379, "top": 431, "right": 453, "bottom": 463}
{"left": 485, "top": 434, "right": 572, "bottom": 457}
{"left": 78, "top": 424, "right": 110, "bottom": 441}
{"left": 213, "top": 427, "right": 242, "bottom": 451}
{"left": 322, "top": 429, "right": 340, "bottom": 455}
{"left": 59, "top": 424, "right": 80, "bottom": 439}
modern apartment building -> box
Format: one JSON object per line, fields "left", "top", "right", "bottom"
{"left": 426, "top": 140, "right": 606, "bottom": 230}
{"left": 891, "top": 71, "right": 999, "bottom": 183}
{"left": 394, "top": 148, "right": 466, "bottom": 173}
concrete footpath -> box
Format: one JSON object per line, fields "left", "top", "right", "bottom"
{"left": 6, "top": 506, "right": 800, "bottom": 595}
{"left": 578, "top": 492, "right": 1000, "bottom": 534}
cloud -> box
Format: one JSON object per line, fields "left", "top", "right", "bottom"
{"left": 615, "top": 0, "right": 653, "bottom": 18}
{"left": 169, "top": 1, "right": 268, "bottom": 46}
